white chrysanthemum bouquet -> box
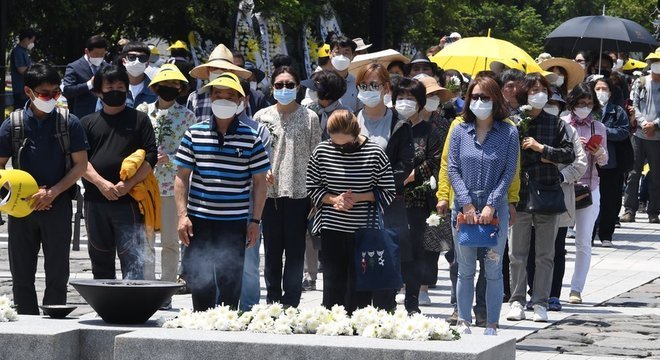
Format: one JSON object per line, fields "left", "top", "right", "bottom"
{"left": 0, "top": 295, "right": 18, "bottom": 322}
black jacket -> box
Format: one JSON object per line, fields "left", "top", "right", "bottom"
{"left": 386, "top": 109, "right": 415, "bottom": 195}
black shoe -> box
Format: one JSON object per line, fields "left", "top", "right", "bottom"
{"left": 176, "top": 277, "right": 190, "bottom": 295}
{"left": 159, "top": 298, "right": 172, "bottom": 310}
{"left": 474, "top": 311, "right": 487, "bottom": 327}
{"left": 650, "top": 214, "right": 660, "bottom": 224}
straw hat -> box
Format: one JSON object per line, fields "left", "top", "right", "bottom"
{"left": 189, "top": 44, "right": 252, "bottom": 80}
{"left": 539, "top": 57, "right": 585, "bottom": 91}
{"left": 415, "top": 75, "right": 452, "bottom": 102}
{"left": 201, "top": 72, "right": 245, "bottom": 97}
{"left": 353, "top": 38, "right": 372, "bottom": 52}
{"left": 149, "top": 64, "right": 188, "bottom": 89}
{"left": 168, "top": 40, "right": 189, "bottom": 52}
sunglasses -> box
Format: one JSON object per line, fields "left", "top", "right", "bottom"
{"left": 357, "top": 82, "right": 383, "bottom": 92}
{"left": 32, "top": 89, "right": 61, "bottom": 101}
{"left": 273, "top": 82, "right": 297, "bottom": 90}
{"left": 470, "top": 93, "right": 491, "bottom": 102}
{"left": 126, "top": 53, "right": 149, "bottom": 63}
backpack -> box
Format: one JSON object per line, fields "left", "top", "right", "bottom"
{"left": 9, "top": 107, "right": 72, "bottom": 172}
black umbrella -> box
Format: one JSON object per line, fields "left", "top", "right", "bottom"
{"left": 545, "top": 15, "right": 658, "bottom": 54}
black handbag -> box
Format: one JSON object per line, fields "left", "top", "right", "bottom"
{"left": 526, "top": 176, "right": 567, "bottom": 215}
{"left": 574, "top": 183, "right": 593, "bottom": 209}
{"left": 422, "top": 214, "right": 453, "bottom": 252}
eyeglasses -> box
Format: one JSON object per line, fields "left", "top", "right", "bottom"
{"left": 32, "top": 89, "right": 61, "bottom": 101}
{"left": 470, "top": 93, "right": 491, "bottom": 102}
{"left": 357, "top": 82, "right": 383, "bottom": 92}
{"left": 273, "top": 82, "right": 297, "bottom": 90}
{"left": 126, "top": 53, "right": 149, "bottom": 63}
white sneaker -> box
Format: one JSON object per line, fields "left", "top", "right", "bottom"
{"left": 506, "top": 301, "right": 526, "bottom": 321}
{"left": 483, "top": 327, "right": 497, "bottom": 336}
{"left": 601, "top": 240, "right": 613, "bottom": 248}
{"left": 533, "top": 305, "right": 548, "bottom": 322}
{"left": 395, "top": 293, "right": 405, "bottom": 304}
{"left": 457, "top": 322, "right": 472, "bottom": 335}
{"left": 418, "top": 291, "right": 432, "bottom": 305}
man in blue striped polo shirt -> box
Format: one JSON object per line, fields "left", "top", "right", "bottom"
{"left": 174, "top": 72, "right": 270, "bottom": 311}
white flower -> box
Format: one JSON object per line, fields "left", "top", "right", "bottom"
{"left": 429, "top": 176, "right": 437, "bottom": 190}
{"left": 450, "top": 76, "right": 461, "bottom": 87}
{"left": 519, "top": 105, "right": 533, "bottom": 113}
{"left": 0, "top": 296, "right": 18, "bottom": 323}
{"left": 633, "top": 71, "right": 643, "bottom": 77}
{"left": 426, "top": 213, "right": 442, "bottom": 227}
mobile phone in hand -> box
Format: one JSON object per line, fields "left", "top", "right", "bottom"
{"left": 586, "top": 134, "right": 603, "bottom": 148}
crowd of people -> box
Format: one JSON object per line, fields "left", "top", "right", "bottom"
{"left": 4, "top": 29, "right": 659, "bottom": 337}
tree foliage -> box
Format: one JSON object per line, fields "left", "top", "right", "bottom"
{"left": 5, "top": 0, "right": 658, "bottom": 67}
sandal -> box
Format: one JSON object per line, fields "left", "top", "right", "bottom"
{"left": 548, "top": 297, "right": 562, "bottom": 311}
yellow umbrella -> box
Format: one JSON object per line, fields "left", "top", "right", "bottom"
{"left": 430, "top": 36, "right": 544, "bottom": 76}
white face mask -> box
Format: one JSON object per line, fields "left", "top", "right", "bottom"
{"left": 578, "top": 63, "right": 587, "bottom": 70}
{"left": 383, "top": 93, "right": 392, "bottom": 107}
{"left": 358, "top": 90, "right": 382, "bottom": 108}
{"left": 89, "top": 57, "right": 104, "bottom": 67}
{"left": 469, "top": 99, "right": 493, "bottom": 120}
{"left": 208, "top": 71, "right": 224, "bottom": 82}
{"left": 32, "top": 96, "right": 56, "bottom": 114}
{"left": 249, "top": 81, "right": 258, "bottom": 91}
{"left": 395, "top": 99, "right": 418, "bottom": 119}
{"left": 651, "top": 62, "right": 660, "bottom": 75}
{"left": 211, "top": 99, "right": 239, "bottom": 119}
{"left": 528, "top": 92, "right": 548, "bottom": 109}
{"left": 573, "top": 106, "right": 593, "bottom": 120}
{"left": 615, "top": 59, "right": 624, "bottom": 69}
{"left": 236, "top": 101, "right": 246, "bottom": 115}
{"left": 543, "top": 105, "right": 560, "bottom": 116}
{"left": 331, "top": 55, "right": 351, "bottom": 71}
{"left": 596, "top": 90, "right": 610, "bottom": 106}
{"left": 124, "top": 60, "right": 146, "bottom": 77}
{"left": 308, "top": 90, "right": 319, "bottom": 103}
{"left": 27, "top": 42, "right": 35, "bottom": 51}
{"left": 424, "top": 96, "right": 441, "bottom": 112}
{"left": 554, "top": 76, "right": 565, "bottom": 87}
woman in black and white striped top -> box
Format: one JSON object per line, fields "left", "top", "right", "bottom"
{"left": 306, "top": 110, "right": 396, "bottom": 313}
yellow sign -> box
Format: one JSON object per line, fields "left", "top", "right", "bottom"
{"left": 0, "top": 169, "right": 39, "bottom": 218}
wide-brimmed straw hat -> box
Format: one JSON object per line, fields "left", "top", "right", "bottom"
{"left": 414, "top": 75, "right": 452, "bottom": 102}
{"left": 189, "top": 44, "right": 252, "bottom": 80}
{"left": 539, "top": 57, "right": 586, "bottom": 91}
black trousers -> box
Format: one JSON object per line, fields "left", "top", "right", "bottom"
{"left": 182, "top": 217, "right": 246, "bottom": 311}
{"left": 262, "top": 197, "right": 309, "bottom": 307}
{"left": 8, "top": 196, "right": 72, "bottom": 315}
{"left": 320, "top": 229, "right": 396, "bottom": 313}
{"left": 84, "top": 200, "right": 145, "bottom": 280}
{"left": 527, "top": 227, "right": 567, "bottom": 299}
{"left": 598, "top": 168, "right": 625, "bottom": 241}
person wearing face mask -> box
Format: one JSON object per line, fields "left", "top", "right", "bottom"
{"left": 507, "top": 73, "right": 575, "bottom": 323}
{"left": 308, "top": 35, "right": 358, "bottom": 112}
{"left": 445, "top": 76, "right": 519, "bottom": 335}
{"left": 355, "top": 63, "right": 414, "bottom": 311}
{"left": 561, "top": 84, "right": 608, "bottom": 305}
{"left": 242, "top": 61, "right": 271, "bottom": 116}
{"left": 174, "top": 72, "right": 270, "bottom": 311}
{"left": 63, "top": 35, "right": 109, "bottom": 119}
{"left": 253, "top": 66, "right": 322, "bottom": 308}
{"left": 499, "top": 69, "right": 526, "bottom": 117}
{"left": 591, "top": 78, "right": 631, "bottom": 248}
{"left": 135, "top": 65, "right": 196, "bottom": 305}
{"left": 0, "top": 64, "right": 89, "bottom": 314}
{"left": 539, "top": 57, "right": 585, "bottom": 100}
{"left": 621, "top": 52, "right": 660, "bottom": 224}
{"left": 393, "top": 78, "right": 442, "bottom": 314}
{"left": 120, "top": 42, "right": 158, "bottom": 108}
{"left": 10, "top": 29, "right": 36, "bottom": 108}
{"left": 588, "top": 54, "right": 626, "bottom": 107}
{"left": 302, "top": 70, "right": 349, "bottom": 140}
{"left": 81, "top": 65, "right": 158, "bottom": 281}
{"left": 306, "top": 110, "right": 396, "bottom": 312}
{"left": 441, "top": 69, "right": 466, "bottom": 114}
{"left": 186, "top": 44, "right": 253, "bottom": 123}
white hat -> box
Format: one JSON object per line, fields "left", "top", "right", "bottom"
{"left": 449, "top": 32, "right": 462, "bottom": 39}
{"left": 352, "top": 38, "right": 372, "bottom": 52}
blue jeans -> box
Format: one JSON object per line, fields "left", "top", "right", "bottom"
{"left": 453, "top": 192, "right": 509, "bottom": 325}
{"left": 240, "top": 230, "right": 261, "bottom": 311}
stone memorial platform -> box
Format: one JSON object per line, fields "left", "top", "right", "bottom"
{"left": 0, "top": 314, "right": 515, "bottom": 360}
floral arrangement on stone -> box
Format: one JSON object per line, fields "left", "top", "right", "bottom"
{"left": 0, "top": 295, "right": 18, "bottom": 322}
{"left": 162, "top": 303, "right": 459, "bottom": 341}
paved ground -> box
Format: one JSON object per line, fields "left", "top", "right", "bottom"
{"left": 0, "top": 210, "right": 659, "bottom": 359}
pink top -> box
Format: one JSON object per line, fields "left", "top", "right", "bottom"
{"left": 562, "top": 114, "right": 608, "bottom": 190}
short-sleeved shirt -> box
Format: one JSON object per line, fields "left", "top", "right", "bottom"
{"left": 340, "top": 74, "right": 359, "bottom": 112}
{"left": 10, "top": 45, "right": 32, "bottom": 94}
{"left": 0, "top": 105, "right": 89, "bottom": 187}
{"left": 175, "top": 117, "right": 271, "bottom": 221}
{"left": 358, "top": 109, "right": 393, "bottom": 150}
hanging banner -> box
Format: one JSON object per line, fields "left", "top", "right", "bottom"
{"left": 319, "top": 3, "right": 342, "bottom": 43}
{"left": 255, "top": 13, "right": 288, "bottom": 80}
{"left": 234, "top": 0, "right": 265, "bottom": 72}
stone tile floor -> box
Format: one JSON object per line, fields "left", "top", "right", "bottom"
{"left": 0, "top": 210, "right": 659, "bottom": 358}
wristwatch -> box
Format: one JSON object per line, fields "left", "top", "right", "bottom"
{"left": 250, "top": 218, "right": 261, "bottom": 224}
